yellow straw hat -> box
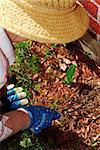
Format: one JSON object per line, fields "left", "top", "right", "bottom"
{"left": 0, "top": 0, "right": 89, "bottom": 43}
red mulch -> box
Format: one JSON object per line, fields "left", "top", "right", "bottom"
{"left": 27, "top": 41, "right": 100, "bottom": 150}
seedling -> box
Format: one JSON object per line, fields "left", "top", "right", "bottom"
{"left": 64, "top": 64, "right": 76, "bottom": 84}
{"left": 54, "top": 64, "right": 76, "bottom": 85}
{"left": 14, "top": 41, "right": 32, "bottom": 50}
{"left": 50, "top": 99, "right": 59, "bottom": 109}
{"left": 14, "top": 41, "right": 32, "bottom": 64}
{"left": 44, "top": 48, "right": 53, "bottom": 59}
{"left": 28, "top": 55, "right": 40, "bottom": 73}
{"left": 9, "top": 41, "right": 40, "bottom": 99}
{"left": 51, "top": 43, "right": 58, "bottom": 48}
{"left": 33, "top": 83, "right": 41, "bottom": 92}
{"left": 19, "top": 130, "right": 45, "bottom": 150}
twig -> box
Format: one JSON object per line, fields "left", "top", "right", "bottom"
{"left": 93, "top": 133, "right": 100, "bottom": 143}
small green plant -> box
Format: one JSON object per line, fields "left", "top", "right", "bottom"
{"left": 28, "top": 54, "right": 40, "bottom": 73}
{"left": 44, "top": 48, "right": 53, "bottom": 59}
{"left": 9, "top": 41, "right": 40, "bottom": 98}
{"left": 33, "top": 83, "right": 41, "bottom": 92}
{"left": 54, "top": 64, "right": 76, "bottom": 85}
{"left": 50, "top": 99, "right": 59, "bottom": 109}
{"left": 19, "top": 130, "right": 45, "bottom": 150}
{"left": 20, "top": 137, "right": 33, "bottom": 148}
{"left": 64, "top": 64, "right": 76, "bottom": 84}
{"left": 51, "top": 43, "right": 58, "bottom": 48}
{"left": 14, "top": 41, "right": 32, "bottom": 50}
{"left": 29, "top": 54, "right": 40, "bottom": 64}
{"left": 14, "top": 41, "right": 32, "bottom": 64}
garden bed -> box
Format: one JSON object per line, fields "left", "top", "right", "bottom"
{"left": 2, "top": 41, "right": 100, "bottom": 150}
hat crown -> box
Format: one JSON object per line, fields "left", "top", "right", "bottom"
{"left": 13, "top": 0, "right": 76, "bottom": 10}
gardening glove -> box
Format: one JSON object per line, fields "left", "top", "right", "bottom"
{"left": 22, "top": 106, "right": 61, "bottom": 134}
{"left": 7, "top": 84, "right": 29, "bottom": 110}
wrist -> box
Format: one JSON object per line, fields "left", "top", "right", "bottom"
{"left": 17, "top": 108, "right": 31, "bottom": 130}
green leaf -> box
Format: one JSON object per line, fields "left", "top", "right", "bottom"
{"left": 65, "top": 64, "right": 76, "bottom": 84}
{"left": 19, "top": 137, "right": 33, "bottom": 148}
{"left": 51, "top": 43, "right": 58, "bottom": 48}
{"left": 44, "top": 48, "right": 53, "bottom": 59}
{"left": 30, "top": 55, "right": 40, "bottom": 64}
{"left": 14, "top": 41, "right": 32, "bottom": 50}
{"left": 28, "top": 55, "right": 40, "bottom": 73}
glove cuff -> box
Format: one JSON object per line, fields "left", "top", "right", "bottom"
{"left": 22, "top": 106, "right": 34, "bottom": 130}
{"left": 18, "top": 107, "right": 34, "bottom": 131}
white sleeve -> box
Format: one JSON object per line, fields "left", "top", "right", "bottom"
{"left": 0, "top": 49, "right": 8, "bottom": 89}
{"left": 0, "top": 27, "right": 15, "bottom": 66}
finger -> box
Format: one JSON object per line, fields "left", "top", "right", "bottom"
{"left": 8, "top": 92, "right": 27, "bottom": 103}
{"left": 7, "top": 87, "right": 23, "bottom": 97}
{"left": 7, "top": 84, "right": 15, "bottom": 97}
{"left": 0, "top": 49, "right": 8, "bottom": 88}
{"left": 52, "top": 111, "right": 61, "bottom": 120}
{"left": 17, "top": 92, "right": 27, "bottom": 99}
{"left": 10, "top": 98, "right": 29, "bottom": 109}
{"left": 7, "top": 84, "right": 15, "bottom": 90}
{"left": 15, "top": 87, "right": 23, "bottom": 93}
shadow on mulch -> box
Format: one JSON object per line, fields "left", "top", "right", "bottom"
{"left": 71, "top": 82, "right": 93, "bottom": 95}
{"left": 64, "top": 41, "right": 100, "bottom": 77}
{"left": 39, "top": 127, "right": 94, "bottom": 150}
{"left": 1, "top": 127, "right": 96, "bottom": 150}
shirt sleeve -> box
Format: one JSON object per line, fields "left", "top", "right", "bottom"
{"left": 0, "top": 27, "right": 15, "bottom": 66}
{"left": 0, "top": 49, "right": 8, "bottom": 89}
{"left": 0, "top": 27, "right": 15, "bottom": 89}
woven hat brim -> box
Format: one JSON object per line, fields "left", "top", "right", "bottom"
{"left": 0, "top": 0, "right": 89, "bottom": 43}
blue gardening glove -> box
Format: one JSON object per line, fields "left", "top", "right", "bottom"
{"left": 23, "top": 106, "right": 61, "bottom": 134}
{"left": 7, "top": 84, "right": 29, "bottom": 110}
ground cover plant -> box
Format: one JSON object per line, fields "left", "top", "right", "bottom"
{"left": 2, "top": 41, "right": 100, "bottom": 150}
